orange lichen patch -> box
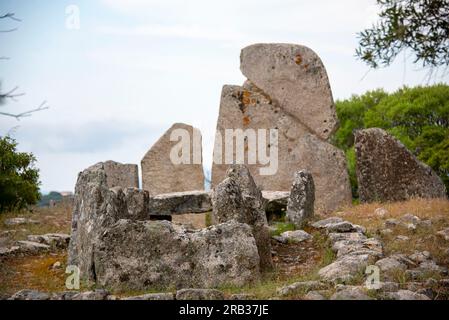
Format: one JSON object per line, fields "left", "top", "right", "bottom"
{"left": 243, "top": 116, "right": 251, "bottom": 126}
{"left": 294, "top": 54, "right": 302, "bottom": 65}
{"left": 0, "top": 252, "right": 68, "bottom": 296}
{"left": 242, "top": 90, "right": 252, "bottom": 106}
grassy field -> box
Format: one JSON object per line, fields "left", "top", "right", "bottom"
{"left": 1, "top": 198, "right": 448, "bottom": 299}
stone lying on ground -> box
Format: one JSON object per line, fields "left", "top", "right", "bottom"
{"left": 330, "top": 286, "right": 372, "bottom": 300}
{"left": 286, "top": 170, "right": 315, "bottom": 228}
{"left": 94, "top": 219, "right": 260, "bottom": 290}
{"left": 71, "top": 289, "right": 110, "bottom": 301}
{"left": 437, "top": 228, "right": 449, "bottom": 241}
{"left": 0, "top": 246, "right": 21, "bottom": 257}
{"left": 141, "top": 123, "right": 205, "bottom": 195}
{"left": 310, "top": 217, "right": 343, "bottom": 229}
{"left": 212, "top": 165, "right": 272, "bottom": 270}
{"left": 280, "top": 230, "right": 311, "bottom": 243}
{"left": 277, "top": 281, "right": 326, "bottom": 296}
{"left": 355, "top": 128, "right": 447, "bottom": 202}
{"left": 229, "top": 293, "right": 256, "bottom": 300}
{"left": 27, "top": 233, "right": 70, "bottom": 249}
{"left": 176, "top": 289, "right": 224, "bottom": 300}
{"left": 211, "top": 84, "right": 352, "bottom": 214}
{"left": 4, "top": 218, "right": 40, "bottom": 226}
{"left": 318, "top": 254, "right": 373, "bottom": 283}
{"left": 17, "top": 241, "right": 50, "bottom": 253}
{"left": 304, "top": 291, "right": 328, "bottom": 300}
{"left": 333, "top": 238, "right": 383, "bottom": 259}
{"left": 123, "top": 293, "right": 175, "bottom": 301}
{"left": 240, "top": 43, "right": 338, "bottom": 140}
{"left": 68, "top": 162, "right": 152, "bottom": 281}
{"left": 385, "top": 290, "right": 430, "bottom": 300}
{"left": 8, "top": 289, "right": 50, "bottom": 301}
{"left": 148, "top": 191, "right": 212, "bottom": 215}
{"left": 375, "top": 257, "right": 408, "bottom": 273}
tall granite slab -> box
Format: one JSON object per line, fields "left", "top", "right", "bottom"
{"left": 141, "top": 123, "right": 205, "bottom": 195}
{"left": 355, "top": 128, "right": 447, "bottom": 202}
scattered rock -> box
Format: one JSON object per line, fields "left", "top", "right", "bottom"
{"left": 374, "top": 208, "right": 388, "bottom": 218}
{"left": 141, "top": 123, "right": 205, "bottom": 194}
{"left": 27, "top": 233, "right": 70, "bottom": 249}
{"left": 385, "top": 290, "right": 430, "bottom": 300}
{"left": 311, "top": 217, "right": 343, "bottom": 229}
{"left": 0, "top": 246, "right": 21, "bottom": 257}
{"left": 123, "top": 293, "right": 175, "bottom": 300}
{"left": 50, "top": 291, "right": 80, "bottom": 301}
{"left": 4, "top": 218, "right": 40, "bottom": 226}
{"left": 271, "top": 235, "right": 288, "bottom": 244}
{"left": 318, "top": 254, "right": 371, "bottom": 283}
{"left": 330, "top": 286, "right": 372, "bottom": 300}
{"left": 229, "top": 293, "right": 256, "bottom": 300}
{"left": 409, "top": 251, "right": 431, "bottom": 264}
{"left": 326, "top": 221, "right": 357, "bottom": 233}
{"left": 378, "top": 282, "right": 400, "bottom": 292}
{"left": 395, "top": 235, "right": 410, "bottom": 242}
{"left": 212, "top": 165, "right": 272, "bottom": 270}
{"left": 71, "top": 289, "right": 110, "bottom": 300}
{"left": 437, "top": 228, "right": 449, "bottom": 241}
{"left": 277, "top": 281, "right": 326, "bottom": 296}
{"left": 280, "top": 230, "right": 311, "bottom": 243}
{"left": 17, "top": 241, "right": 50, "bottom": 253}
{"left": 385, "top": 219, "right": 399, "bottom": 228}
{"left": 355, "top": 128, "right": 447, "bottom": 202}
{"left": 9, "top": 289, "right": 50, "bottom": 300}
{"left": 304, "top": 291, "right": 327, "bottom": 300}
{"left": 375, "top": 257, "right": 407, "bottom": 273}
{"left": 176, "top": 289, "right": 224, "bottom": 300}
{"left": 286, "top": 170, "right": 315, "bottom": 228}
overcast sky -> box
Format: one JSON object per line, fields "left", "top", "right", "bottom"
{"left": 1, "top": 0, "right": 448, "bottom": 193}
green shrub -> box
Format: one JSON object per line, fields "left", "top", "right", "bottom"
{"left": 333, "top": 84, "right": 449, "bottom": 198}
{"left": 0, "top": 136, "right": 40, "bottom": 213}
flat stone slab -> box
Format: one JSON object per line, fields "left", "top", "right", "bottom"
{"left": 4, "top": 218, "right": 40, "bottom": 226}
{"left": 148, "top": 190, "right": 213, "bottom": 215}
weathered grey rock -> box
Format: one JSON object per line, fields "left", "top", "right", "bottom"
{"left": 141, "top": 123, "right": 205, "bottom": 194}
{"left": 334, "top": 238, "right": 383, "bottom": 259}
{"left": 229, "top": 293, "right": 256, "bottom": 300}
{"left": 386, "top": 290, "right": 430, "bottom": 300}
{"left": 311, "top": 217, "right": 343, "bottom": 229}
{"left": 94, "top": 220, "right": 260, "bottom": 290}
{"left": 277, "top": 281, "right": 326, "bottom": 296}
{"left": 385, "top": 219, "right": 400, "bottom": 228}
{"left": 9, "top": 289, "right": 50, "bottom": 300}
{"left": 280, "top": 230, "right": 311, "bottom": 243}
{"left": 17, "top": 241, "right": 50, "bottom": 253}
{"left": 240, "top": 43, "right": 338, "bottom": 140}
{"left": 211, "top": 85, "right": 352, "bottom": 214}
{"left": 27, "top": 233, "right": 70, "bottom": 249}
{"left": 272, "top": 235, "right": 288, "bottom": 244}
{"left": 318, "top": 254, "right": 372, "bottom": 283}
{"left": 328, "top": 232, "right": 367, "bottom": 245}
{"left": 330, "top": 286, "right": 372, "bottom": 300}
{"left": 396, "top": 235, "right": 410, "bottom": 242}
{"left": 374, "top": 207, "right": 389, "bottom": 218}
{"left": 102, "top": 160, "right": 139, "bottom": 189}
{"left": 0, "top": 245, "right": 21, "bottom": 257}
{"left": 176, "top": 289, "right": 224, "bottom": 300}
{"left": 355, "top": 128, "right": 446, "bottom": 202}
{"left": 437, "top": 228, "right": 449, "bottom": 241}
{"left": 50, "top": 291, "right": 80, "bottom": 301}
{"left": 378, "top": 282, "right": 400, "bottom": 292}
{"left": 286, "top": 170, "right": 315, "bottom": 227}
{"left": 304, "top": 291, "right": 327, "bottom": 300}
{"left": 71, "top": 289, "right": 110, "bottom": 300}
{"left": 123, "top": 293, "right": 175, "bottom": 300}
{"left": 326, "top": 221, "right": 357, "bottom": 233}
{"left": 409, "top": 251, "right": 431, "bottom": 264}
{"left": 148, "top": 190, "right": 212, "bottom": 216}
{"left": 4, "top": 217, "right": 39, "bottom": 226}
{"left": 375, "top": 257, "right": 407, "bottom": 273}
{"left": 68, "top": 162, "right": 152, "bottom": 282}
{"left": 262, "top": 190, "right": 289, "bottom": 216}
{"left": 212, "top": 165, "right": 272, "bottom": 270}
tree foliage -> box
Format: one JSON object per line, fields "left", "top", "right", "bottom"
{"left": 333, "top": 84, "right": 449, "bottom": 197}
{"left": 0, "top": 136, "right": 40, "bottom": 213}
{"left": 356, "top": 0, "right": 449, "bottom": 68}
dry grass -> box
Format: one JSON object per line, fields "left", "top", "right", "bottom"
{"left": 0, "top": 252, "right": 68, "bottom": 296}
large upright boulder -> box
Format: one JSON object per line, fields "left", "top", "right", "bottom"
{"left": 355, "top": 128, "right": 446, "bottom": 202}
{"left": 240, "top": 43, "right": 338, "bottom": 140}
{"left": 141, "top": 123, "right": 205, "bottom": 195}
{"left": 286, "top": 170, "right": 315, "bottom": 228}
{"left": 94, "top": 219, "right": 260, "bottom": 289}
{"left": 212, "top": 165, "right": 273, "bottom": 270}
{"left": 211, "top": 84, "right": 351, "bottom": 213}
{"left": 68, "top": 162, "right": 149, "bottom": 281}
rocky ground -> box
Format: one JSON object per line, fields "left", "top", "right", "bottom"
{"left": 1, "top": 198, "right": 449, "bottom": 300}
